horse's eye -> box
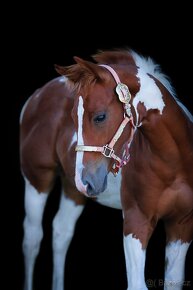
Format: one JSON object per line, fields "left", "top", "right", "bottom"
{"left": 93, "top": 113, "right": 106, "bottom": 123}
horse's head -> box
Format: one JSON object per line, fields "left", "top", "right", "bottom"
{"left": 56, "top": 50, "right": 140, "bottom": 197}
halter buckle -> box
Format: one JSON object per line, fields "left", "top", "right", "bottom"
{"left": 116, "top": 83, "right": 131, "bottom": 104}
{"left": 102, "top": 145, "right": 114, "bottom": 158}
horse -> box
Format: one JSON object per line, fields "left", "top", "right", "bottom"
{"left": 55, "top": 49, "right": 193, "bottom": 290}
{"left": 20, "top": 72, "right": 125, "bottom": 290}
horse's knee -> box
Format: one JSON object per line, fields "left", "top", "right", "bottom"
{"left": 23, "top": 217, "right": 43, "bottom": 256}
{"left": 52, "top": 215, "right": 74, "bottom": 251}
{"left": 52, "top": 195, "right": 84, "bottom": 251}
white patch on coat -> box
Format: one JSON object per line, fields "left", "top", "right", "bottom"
{"left": 131, "top": 50, "right": 169, "bottom": 123}
{"left": 164, "top": 240, "right": 190, "bottom": 290}
{"left": 52, "top": 192, "right": 84, "bottom": 290}
{"left": 124, "top": 234, "right": 148, "bottom": 290}
{"left": 130, "top": 50, "right": 175, "bottom": 97}
{"left": 130, "top": 51, "right": 193, "bottom": 123}
{"left": 96, "top": 170, "right": 122, "bottom": 209}
{"left": 132, "top": 53, "right": 193, "bottom": 123}
{"left": 133, "top": 68, "right": 165, "bottom": 119}
{"left": 74, "top": 96, "right": 88, "bottom": 195}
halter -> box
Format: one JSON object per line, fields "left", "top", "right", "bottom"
{"left": 75, "top": 64, "right": 135, "bottom": 176}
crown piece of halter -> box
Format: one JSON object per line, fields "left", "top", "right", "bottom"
{"left": 75, "top": 64, "right": 135, "bottom": 176}
{"left": 100, "top": 64, "right": 132, "bottom": 117}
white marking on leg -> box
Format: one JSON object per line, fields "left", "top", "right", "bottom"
{"left": 75, "top": 96, "right": 88, "bottom": 195}
{"left": 23, "top": 177, "right": 48, "bottom": 290}
{"left": 124, "top": 234, "right": 148, "bottom": 290}
{"left": 164, "top": 240, "right": 190, "bottom": 290}
{"left": 52, "top": 192, "right": 84, "bottom": 290}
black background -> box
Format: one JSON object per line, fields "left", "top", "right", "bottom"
{"left": 4, "top": 3, "right": 193, "bottom": 290}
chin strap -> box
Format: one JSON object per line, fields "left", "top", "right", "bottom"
{"left": 75, "top": 64, "right": 136, "bottom": 176}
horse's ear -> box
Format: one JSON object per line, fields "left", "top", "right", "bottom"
{"left": 55, "top": 57, "right": 106, "bottom": 84}
{"left": 73, "top": 56, "right": 85, "bottom": 64}
{"left": 54, "top": 57, "right": 94, "bottom": 75}
{"left": 54, "top": 64, "right": 67, "bottom": 76}
{"left": 73, "top": 56, "right": 104, "bottom": 78}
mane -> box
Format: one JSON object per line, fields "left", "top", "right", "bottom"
{"left": 129, "top": 50, "right": 176, "bottom": 97}
{"left": 93, "top": 48, "right": 193, "bottom": 122}
{"left": 130, "top": 50, "right": 193, "bottom": 122}
{"left": 92, "top": 48, "right": 175, "bottom": 97}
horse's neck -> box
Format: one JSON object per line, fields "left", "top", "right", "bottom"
{"left": 134, "top": 97, "right": 193, "bottom": 161}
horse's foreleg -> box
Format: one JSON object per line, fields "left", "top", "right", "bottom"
{"left": 123, "top": 209, "right": 155, "bottom": 290}
{"left": 23, "top": 177, "right": 49, "bottom": 290}
{"left": 164, "top": 240, "right": 190, "bottom": 290}
{"left": 164, "top": 222, "right": 193, "bottom": 290}
{"left": 52, "top": 191, "right": 85, "bottom": 290}
{"left": 124, "top": 234, "right": 148, "bottom": 290}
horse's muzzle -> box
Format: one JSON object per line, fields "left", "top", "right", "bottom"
{"left": 82, "top": 164, "right": 108, "bottom": 197}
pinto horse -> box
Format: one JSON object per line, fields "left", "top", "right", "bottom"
{"left": 20, "top": 73, "right": 124, "bottom": 290}
{"left": 56, "top": 49, "right": 193, "bottom": 290}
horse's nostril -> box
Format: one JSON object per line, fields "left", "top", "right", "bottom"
{"left": 85, "top": 181, "right": 99, "bottom": 197}
{"left": 82, "top": 164, "right": 108, "bottom": 196}
{"left": 83, "top": 175, "right": 108, "bottom": 197}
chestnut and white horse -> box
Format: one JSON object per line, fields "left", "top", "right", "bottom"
{"left": 56, "top": 49, "right": 193, "bottom": 290}
{"left": 20, "top": 74, "right": 124, "bottom": 290}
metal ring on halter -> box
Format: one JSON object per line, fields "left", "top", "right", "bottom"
{"left": 102, "top": 145, "right": 114, "bottom": 158}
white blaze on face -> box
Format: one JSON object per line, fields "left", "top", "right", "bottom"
{"left": 75, "top": 96, "right": 88, "bottom": 195}
{"left": 133, "top": 67, "right": 165, "bottom": 125}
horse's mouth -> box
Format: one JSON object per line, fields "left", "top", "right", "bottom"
{"left": 84, "top": 174, "right": 108, "bottom": 197}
